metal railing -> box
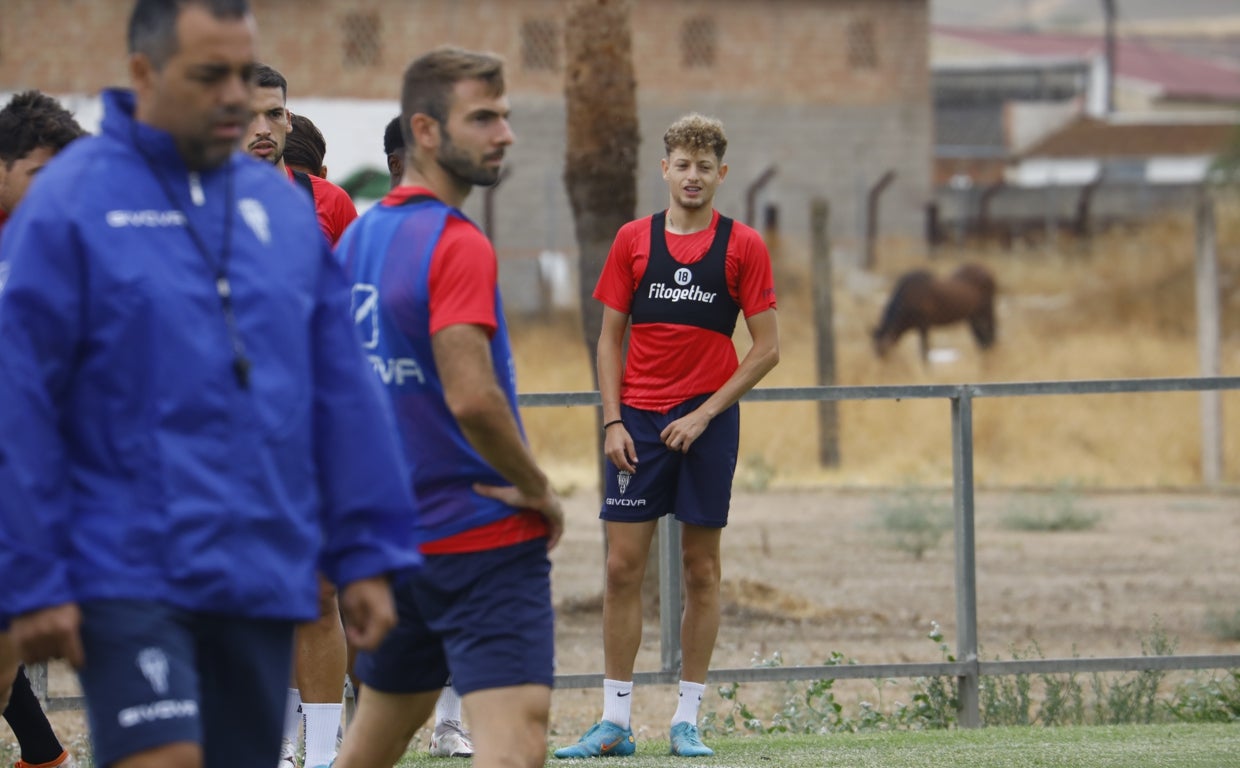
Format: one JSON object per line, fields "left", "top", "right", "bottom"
{"left": 30, "top": 376, "right": 1240, "bottom": 728}
{"left": 526, "top": 376, "right": 1240, "bottom": 728}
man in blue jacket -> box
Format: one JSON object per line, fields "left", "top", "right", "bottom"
{"left": 0, "top": 2, "right": 421, "bottom": 768}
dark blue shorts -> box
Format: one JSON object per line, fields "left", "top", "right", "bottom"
{"left": 354, "top": 537, "right": 554, "bottom": 697}
{"left": 602, "top": 395, "right": 739, "bottom": 528}
{"left": 76, "top": 600, "right": 294, "bottom": 768}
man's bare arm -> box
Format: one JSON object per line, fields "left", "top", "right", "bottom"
{"left": 660, "top": 309, "right": 780, "bottom": 452}
{"left": 432, "top": 323, "right": 564, "bottom": 548}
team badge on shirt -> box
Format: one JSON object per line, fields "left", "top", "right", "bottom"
{"left": 238, "top": 198, "right": 271, "bottom": 244}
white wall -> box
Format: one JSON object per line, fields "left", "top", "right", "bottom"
{"left": 1006, "top": 158, "right": 1101, "bottom": 186}
{"left": 286, "top": 97, "right": 399, "bottom": 189}
{"left": 1007, "top": 99, "right": 1081, "bottom": 153}
{"left": 3, "top": 91, "right": 396, "bottom": 194}
{"left": 1146, "top": 156, "right": 1213, "bottom": 184}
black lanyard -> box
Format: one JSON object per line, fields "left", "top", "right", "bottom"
{"left": 134, "top": 139, "right": 252, "bottom": 389}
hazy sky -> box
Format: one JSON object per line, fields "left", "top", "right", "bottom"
{"left": 933, "top": 0, "right": 1240, "bottom": 28}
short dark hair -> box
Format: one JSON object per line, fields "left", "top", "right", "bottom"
{"left": 383, "top": 115, "right": 404, "bottom": 157}
{"left": 252, "top": 62, "right": 288, "bottom": 100}
{"left": 400, "top": 46, "right": 504, "bottom": 149}
{"left": 0, "top": 91, "right": 88, "bottom": 167}
{"left": 128, "top": 0, "right": 250, "bottom": 69}
{"left": 285, "top": 113, "right": 326, "bottom": 175}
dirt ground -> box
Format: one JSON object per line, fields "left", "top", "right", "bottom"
{"left": 546, "top": 487, "right": 1240, "bottom": 739}
{"left": 10, "top": 486, "right": 1239, "bottom": 755}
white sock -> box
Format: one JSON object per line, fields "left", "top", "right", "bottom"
{"left": 282, "top": 688, "right": 301, "bottom": 746}
{"left": 672, "top": 681, "right": 706, "bottom": 726}
{"left": 436, "top": 684, "right": 463, "bottom": 724}
{"left": 601, "top": 679, "right": 633, "bottom": 730}
{"left": 302, "top": 702, "right": 343, "bottom": 767}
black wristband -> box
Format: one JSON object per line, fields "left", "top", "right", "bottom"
{"left": 603, "top": 419, "right": 624, "bottom": 431}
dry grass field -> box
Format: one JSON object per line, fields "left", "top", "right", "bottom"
{"left": 516, "top": 198, "right": 1240, "bottom": 491}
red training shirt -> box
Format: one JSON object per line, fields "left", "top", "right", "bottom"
{"left": 285, "top": 166, "right": 357, "bottom": 246}
{"left": 594, "top": 209, "right": 777, "bottom": 413}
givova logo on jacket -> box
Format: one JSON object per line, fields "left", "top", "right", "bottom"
{"left": 350, "top": 283, "right": 425, "bottom": 387}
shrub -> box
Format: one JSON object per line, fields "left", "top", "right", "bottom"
{"left": 871, "top": 486, "right": 953, "bottom": 559}
{"left": 999, "top": 483, "right": 1101, "bottom": 532}
{"left": 1205, "top": 607, "right": 1240, "bottom": 642}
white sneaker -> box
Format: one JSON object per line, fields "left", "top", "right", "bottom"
{"left": 278, "top": 737, "right": 298, "bottom": 768}
{"left": 429, "top": 719, "right": 474, "bottom": 758}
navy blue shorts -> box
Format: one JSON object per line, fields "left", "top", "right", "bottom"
{"left": 354, "top": 537, "right": 554, "bottom": 697}
{"left": 76, "top": 600, "right": 294, "bottom": 768}
{"left": 602, "top": 395, "right": 739, "bottom": 528}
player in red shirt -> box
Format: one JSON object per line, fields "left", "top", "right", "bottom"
{"left": 555, "top": 114, "right": 780, "bottom": 760}
{"left": 332, "top": 47, "right": 563, "bottom": 768}
{"left": 242, "top": 63, "right": 357, "bottom": 768}
{"left": 284, "top": 112, "right": 328, "bottom": 179}
{"left": 245, "top": 64, "right": 356, "bottom": 246}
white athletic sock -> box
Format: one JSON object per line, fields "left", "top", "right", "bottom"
{"left": 436, "top": 683, "right": 463, "bottom": 723}
{"left": 672, "top": 681, "right": 706, "bottom": 726}
{"left": 302, "top": 702, "right": 343, "bottom": 768}
{"left": 601, "top": 678, "right": 634, "bottom": 730}
{"left": 282, "top": 688, "right": 302, "bottom": 746}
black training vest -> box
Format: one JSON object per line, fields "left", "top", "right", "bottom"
{"left": 631, "top": 211, "right": 739, "bottom": 337}
{"left": 291, "top": 169, "right": 315, "bottom": 200}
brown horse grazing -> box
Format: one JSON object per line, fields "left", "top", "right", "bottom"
{"left": 872, "top": 263, "right": 997, "bottom": 360}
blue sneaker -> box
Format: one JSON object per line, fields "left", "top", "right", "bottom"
{"left": 669, "top": 722, "right": 713, "bottom": 757}
{"left": 553, "top": 720, "right": 636, "bottom": 758}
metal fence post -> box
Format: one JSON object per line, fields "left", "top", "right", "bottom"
{"left": 1195, "top": 194, "right": 1222, "bottom": 487}
{"left": 658, "top": 515, "right": 683, "bottom": 676}
{"left": 952, "top": 389, "right": 981, "bottom": 727}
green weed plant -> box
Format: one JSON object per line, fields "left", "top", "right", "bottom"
{"left": 999, "top": 484, "right": 1101, "bottom": 532}
{"left": 870, "top": 486, "right": 953, "bottom": 560}
{"left": 1205, "top": 607, "right": 1240, "bottom": 642}
{"left": 702, "top": 621, "right": 1239, "bottom": 734}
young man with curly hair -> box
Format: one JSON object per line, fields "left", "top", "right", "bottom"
{"left": 555, "top": 114, "right": 779, "bottom": 759}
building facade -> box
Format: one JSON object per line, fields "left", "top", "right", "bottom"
{"left": 2, "top": 0, "right": 931, "bottom": 308}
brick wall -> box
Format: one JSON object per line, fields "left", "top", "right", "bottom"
{"left": 1, "top": 0, "right": 927, "bottom": 105}
{"left": 1, "top": 0, "right": 931, "bottom": 308}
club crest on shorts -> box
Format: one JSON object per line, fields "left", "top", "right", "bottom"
{"left": 617, "top": 469, "right": 632, "bottom": 495}
{"left": 137, "top": 647, "right": 170, "bottom": 694}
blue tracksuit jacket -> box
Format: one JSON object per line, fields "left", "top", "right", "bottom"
{"left": 0, "top": 89, "right": 421, "bottom": 622}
